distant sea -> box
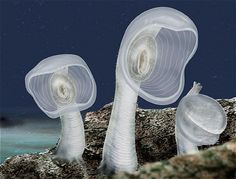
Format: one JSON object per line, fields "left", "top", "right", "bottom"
{"left": 0, "top": 116, "right": 60, "bottom": 163}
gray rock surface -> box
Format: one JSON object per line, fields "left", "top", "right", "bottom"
{"left": 111, "top": 139, "right": 236, "bottom": 179}
{"left": 0, "top": 98, "right": 235, "bottom": 178}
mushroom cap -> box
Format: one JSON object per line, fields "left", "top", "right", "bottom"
{"left": 118, "top": 7, "right": 198, "bottom": 105}
{"left": 176, "top": 94, "right": 227, "bottom": 145}
{"left": 25, "top": 54, "right": 97, "bottom": 118}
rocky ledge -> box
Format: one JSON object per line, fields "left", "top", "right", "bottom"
{"left": 0, "top": 98, "right": 235, "bottom": 179}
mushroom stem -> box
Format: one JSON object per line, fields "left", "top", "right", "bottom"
{"left": 175, "top": 81, "right": 203, "bottom": 155}
{"left": 55, "top": 111, "right": 85, "bottom": 162}
{"left": 100, "top": 67, "right": 138, "bottom": 174}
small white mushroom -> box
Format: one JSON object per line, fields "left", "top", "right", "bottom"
{"left": 25, "top": 54, "right": 96, "bottom": 162}
{"left": 101, "top": 7, "right": 198, "bottom": 174}
{"left": 175, "top": 82, "right": 227, "bottom": 155}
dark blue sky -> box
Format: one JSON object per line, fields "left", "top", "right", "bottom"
{"left": 0, "top": 0, "right": 235, "bottom": 117}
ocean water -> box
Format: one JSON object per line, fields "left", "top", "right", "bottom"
{"left": 0, "top": 117, "right": 60, "bottom": 163}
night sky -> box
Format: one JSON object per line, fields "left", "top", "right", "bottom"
{"left": 0, "top": 0, "right": 235, "bottom": 118}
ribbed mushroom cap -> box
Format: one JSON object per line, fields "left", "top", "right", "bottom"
{"left": 25, "top": 54, "right": 97, "bottom": 118}
{"left": 118, "top": 7, "right": 198, "bottom": 105}
{"left": 176, "top": 94, "right": 227, "bottom": 145}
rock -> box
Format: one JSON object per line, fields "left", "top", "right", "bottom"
{"left": 0, "top": 98, "right": 235, "bottom": 178}
{"left": 111, "top": 139, "right": 236, "bottom": 179}
{"left": 0, "top": 151, "right": 88, "bottom": 179}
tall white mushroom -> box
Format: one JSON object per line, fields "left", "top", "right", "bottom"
{"left": 25, "top": 54, "right": 96, "bottom": 162}
{"left": 175, "top": 82, "right": 227, "bottom": 155}
{"left": 100, "top": 7, "right": 198, "bottom": 174}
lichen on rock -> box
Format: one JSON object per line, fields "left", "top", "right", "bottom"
{"left": 111, "top": 139, "right": 236, "bottom": 179}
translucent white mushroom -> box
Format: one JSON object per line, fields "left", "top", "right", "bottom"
{"left": 175, "top": 82, "right": 227, "bottom": 155}
{"left": 25, "top": 54, "right": 96, "bottom": 162}
{"left": 101, "top": 7, "right": 198, "bottom": 174}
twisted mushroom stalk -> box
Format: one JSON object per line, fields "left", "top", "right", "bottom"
{"left": 100, "top": 36, "right": 156, "bottom": 174}
{"left": 175, "top": 82, "right": 227, "bottom": 155}
{"left": 100, "top": 67, "right": 138, "bottom": 174}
